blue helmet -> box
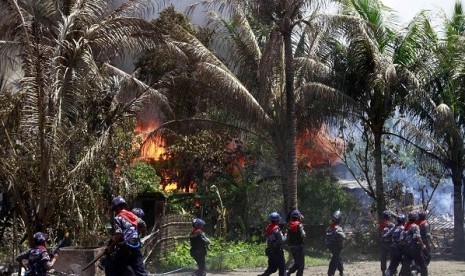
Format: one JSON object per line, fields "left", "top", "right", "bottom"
{"left": 382, "top": 210, "right": 392, "bottom": 219}
{"left": 291, "top": 209, "right": 302, "bottom": 219}
{"left": 112, "top": 196, "right": 127, "bottom": 210}
{"left": 396, "top": 214, "right": 406, "bottom": 223}
{"left": 192, "top": 218, "right": 206, "bottom": 228}
{"left": 331, "top": 210, "right": 342, "bottom": 223}
{"left": 418, "top": 210, "right": 427, "bottom": 220}
{"left": 269, "top": 212, "right": 280, "bottom": 222}
{"left": 33, "top": 232, "right": 47, "bottom": 244}
{"left": 131, "top": 208, "right": 145, "bottom": 218}
{"left": 408, "top": 211, "right": 418, "bottom": 221}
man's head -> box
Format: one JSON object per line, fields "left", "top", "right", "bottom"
{"left": 382, "top": 210, "right": 392, "bottom": 220}
{"left": 131, "top": 207, "right": 145, "bottom": 218}
{"left": 291, "top": 209, "right": 302, "bottom": 220}
{"left": 111, "top": 196, "right": 127, "bottom": 211}
{"left": 396, "top": 214, "right": 406, "bottom": 224}
{"left": 418, "top": 210, "right": 427, "bottom": 220}
{"left": 33, "top": 232, "right": 47, "bottom": 246}
{"left": 331, "top": 210, "right": 342, "bottom": 224}
{"left": 408, "top": 211, "right": 418, "bottom": 222}
{"left": 269, "top": 212, "right": 280, "bottom": 223}
{"left": 192, "top": 218, "right": 206, "bottom": 229}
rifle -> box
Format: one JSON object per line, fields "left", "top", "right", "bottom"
{"left": 81, "top": 249, "right": 107, "bottom": 272}
{"left": 82, "top": 230, "right": 159, "bottom": 272}
{"left": 49, "top": 232, "right": 70, "bottom": 257}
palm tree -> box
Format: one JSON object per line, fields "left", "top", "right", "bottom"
{"left": 300, "top": 0, "right": 424, "bottom": 219}
{"left": 0, "top": 0, "right": 172, "bottom": 242}
{"left": 137, "top": 1, "right": 330, "bottom": 213}
{"left": 397, "top": 1, "right": 465, "bottom": 256}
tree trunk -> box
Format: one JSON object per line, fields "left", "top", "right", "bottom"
{"left": 373, "top": 130, "right": 385, "bottom": 220}
{"left": 282, "top": 18, "right": 298, "bottom": 211}
{"left": 452, "top": 173, "right": 465, "bottom": 256}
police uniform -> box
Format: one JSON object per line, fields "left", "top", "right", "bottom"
{"left": 16, "top": 232, "right": 55, "bottom": 276}
{"left": 400, "top": 218, "right": 428, "bottom": 276}
{"left": 107, "top": 197, "right": 148, "bottom": 276}
{"left": 259, "top": 212, "right": 286, "bottom": 276}
{"left": 418, "top": 216, "right": 432, "bottom": 266}
{"left": 190, "top": 219, "right": 211, "bottom": 276}
{"left": 16, "top": 246, "right": 53, "bottom": 276}
{"left": 384, "top": 215, "right": 406, "bottom": 276}
{"left": 325, "top": 212, "right": 345, "bottom": 276}
{"left": 286, "top": 210, "right": 306, "bottom": 276}
{"left": 379, "top": 212, "right": 395, "bottom": 275}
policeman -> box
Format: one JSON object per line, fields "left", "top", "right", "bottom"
{"left": 106, "top": 196, "right": 148, "bottom": 276}
{"left": 131, "top": 208, "right": 145, "bottom": 218}
{"left": 399, "top": 211, "right": 427, "bottom": 276}
{"left": 379, "top": 210, "right": 395, "bottom": 276}
{"left": 325, "top": 210, "right": 345, "bottom": 276}
{"left": 417, "top": 210, "right": 432, "bottom": 266}
{"left": 16, "top": 232, "right": 58, "bottom": 276}
{"left": 258, "top": 212, "right": 287, "bottom": 276}
{"left": 131, "top": 207, "right": 147, "bottom": 236}
{"left": 384, "top": 214, "right": 406, "bottom": 276}
{"left": 286, "top": 209, "right": 306, "bottom": 276}
{"left": 190, "top": 218, "right": 211, "bottom": 276}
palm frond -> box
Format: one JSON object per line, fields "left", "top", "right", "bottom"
{"left": 294, "top": 56, "right": 332, "bottom": 86}
{"left": 68, "top": 127, "right": 111, "bottom": 177}
{"left": 204, "top": 10, "right": 261, "bottom": 87}
{"left": 166, "top": 23, "right": 228, "bottom": 69}
{"left": 85, "top": 17, "right": 162, "bottom": 59}
{"left": 298, "top": 82, "right": 357, "bottom": 121}
{"left": 192, "top": 62, "right": 272, "bottom": 126}
{"left": 102, "top": 63, "right": 174, "bottom": 120}
{"left": 110, "top": 0, "right": 155, "bottom": 19}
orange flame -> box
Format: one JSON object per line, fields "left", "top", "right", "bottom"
{"left": 134, "top": 120, "right": 166, "bottom": 161}
{"left": 140, "top": 135, "right": 166, "bottom": 161}
{"left": 296, "top": 125, "right": 343, "bottom": 168}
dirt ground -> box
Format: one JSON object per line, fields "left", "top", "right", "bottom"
{"left": 162, "top": 259, "right": 465, "bottom": 276}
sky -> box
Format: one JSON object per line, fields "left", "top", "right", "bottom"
{"left": 381, "top": 0, "right": 457, "bottom": 24}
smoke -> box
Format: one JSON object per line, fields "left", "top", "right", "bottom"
{"left": 384, "top": 164, "right": 454, "bottom": 215}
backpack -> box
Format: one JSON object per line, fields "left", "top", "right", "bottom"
{"left": 27, "top": 247, "right": 48, "bottom": 276}
{"left": 325, "top": 225, "right": 344, "bottom": 249}
{"left": 117, "top": 210, "right": 142, "bottom": 249}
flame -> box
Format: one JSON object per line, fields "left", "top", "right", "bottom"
{"left": 296, "top": 125, "right": 344, "bottom": 168}
{"left": 133, "top": 120, "right": 166, "bottom": 161}
{"left": 132, "top": 119, "right": 344, "bottom": 194}
{"left": 140, "top": 135, "right": 166, "bottom": 161}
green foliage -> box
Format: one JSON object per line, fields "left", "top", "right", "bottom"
{"left": 125, "top": 161, "right": 161, "bottom": 193}
{"left": 158, "top": 238, "right": 266, "bottom": 273}
{"left": 157, "top": 237, "right": 329, "bottom": 273}
{"left": 297, "top": 170, "right": 356, "bottom": 225}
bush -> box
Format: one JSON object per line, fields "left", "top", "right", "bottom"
{"left": 157, "top": 238, "right": 329, "bottom": 273}
{"left": 156, "top": 238, "right": 267, "bottom": 273}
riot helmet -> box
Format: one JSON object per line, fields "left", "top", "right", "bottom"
{"left": 396, "top": 214, "right": 406, "bottom": 223}
{"left": 192, "top": 218, "right": 206, "bottom": 228}
{"left": 131, "top": 207, "right": 145, "bottom": 218}
{"left": 331, "top": 210, "right": 342, "bottom": 223}
{"left": 382, "top": 210, "right": 392, "bottom": 219}
{"left": 111, "top": 196, "right": 127, "bottom": 210}
{"left": 269, "top": 212, "right": 280, "bottom": 222}
{"left": 33, "top": 232, "right": 47, "bottom": 244}
{"left": 291, "top": 209, "right": 302, "bottom": 219}
{"left": 408, "top": 211, "right": 418, "bottom": 221}
{"left": 418, "top": 210, "right": 427, "bottom": 220}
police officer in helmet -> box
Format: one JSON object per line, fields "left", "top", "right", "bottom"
{"left": 258, "top": 212, "right": 287, "bottom": 276}
{"left": 106, "top": 196, "right": 148, "bottom": 276}
{"left": 16, "top": 232, "right": 58, "bottom": 276}
{"left": 325, "top": 210, "right": 346, "bottom": 276}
